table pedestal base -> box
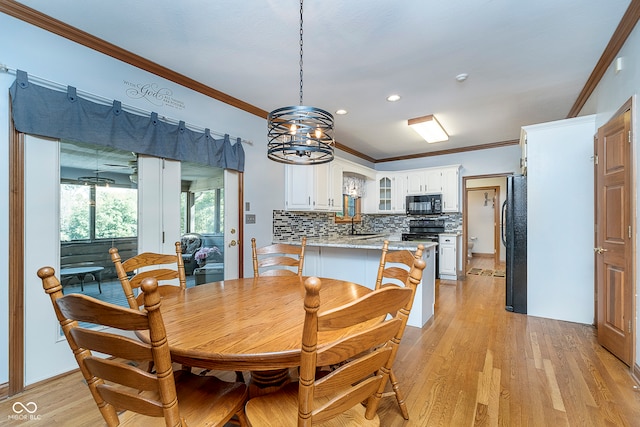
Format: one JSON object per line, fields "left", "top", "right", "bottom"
{"left": 249, "top": 369, "right": 292, "bottom": 397}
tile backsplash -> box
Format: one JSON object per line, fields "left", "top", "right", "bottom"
{"left": 273, "top": 210, "right": 462, "bottom": 241}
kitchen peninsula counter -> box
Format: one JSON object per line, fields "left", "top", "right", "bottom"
{"left": 279, "top": 235, "right": 438, "bottom": 252}
{"left": 274, "top": 236, "right": 437, "bottom": 328}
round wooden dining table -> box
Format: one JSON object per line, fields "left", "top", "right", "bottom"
{"left": 144, "top": 275, "right": 372, "bottom": 395}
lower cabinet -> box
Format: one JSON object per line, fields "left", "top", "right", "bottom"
{"left": 439, "top": 234, "right": 460, "bottom": 280}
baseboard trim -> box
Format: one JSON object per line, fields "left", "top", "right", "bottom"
{"left": 0, "top": 381, "right": 8, "bottom": 400}
{"left": 633, "top": 362, "right": 640, "bottom": 387}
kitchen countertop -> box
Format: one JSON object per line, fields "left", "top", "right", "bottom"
{"left": 275, "top": 235, "right": 438, "bottom": 251}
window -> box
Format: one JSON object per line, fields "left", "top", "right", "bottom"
{"left": 335, "top": 174, "right": 364, "bottom": 224}
{"left": 60, "top": 183, "right": 137, "bottom": 241}
{"left": 60, "top": 184, "right": 90, "bottom": 241}
{"left": 95, "top": 186, "right": 137, "bottom": 238}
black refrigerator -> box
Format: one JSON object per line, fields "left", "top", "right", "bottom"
{"left": 501, "top": 175, "right": 527, "bottom": 314}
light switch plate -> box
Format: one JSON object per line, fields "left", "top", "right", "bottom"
{"left": 245, "top": 214, "right": 256, "bottom": 224}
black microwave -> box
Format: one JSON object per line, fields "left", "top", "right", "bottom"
{"left": 406, "top": 194, "right": 442, "bottom": 215}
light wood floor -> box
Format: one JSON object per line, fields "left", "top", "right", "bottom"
{"left": 2, "top": 258, "right": 639, "bottom": 426}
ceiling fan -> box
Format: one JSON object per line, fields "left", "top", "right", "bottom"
{"left": 103, "top": 154, "right": 138, "bottom": 184}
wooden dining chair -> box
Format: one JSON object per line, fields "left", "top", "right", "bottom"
{"left": 37, "top": 267, "right": 248, "bottom": 427}
{"left": 244, "top": 276, "right": 414, "bottom": 426}
{"left": 251, "top": 237, "right": 307, "bottom": 277}
{"left": 110, "top": 241, "right": 187, "bottom": 309}
{"left": 373, "top": 240, "right": 426, "bottom": 420}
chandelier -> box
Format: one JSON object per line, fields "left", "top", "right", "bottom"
{"left": 267, "top": 0, "right": 334, "bottom": 165}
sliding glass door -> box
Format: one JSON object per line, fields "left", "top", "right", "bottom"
{"left": 22, "top": 136, "right": 236, "bottom": 386}
{"left": 59, "top": 140, "right": 138, "bottom": 305}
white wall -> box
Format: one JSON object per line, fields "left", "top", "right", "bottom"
{"left": 0, "top": 13, "right": 280, "bottom": 385}
{"left": 584, "top": 22, "right": 639, "bottom": 371}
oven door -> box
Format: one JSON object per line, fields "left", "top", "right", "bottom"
{"left": 401, "top": 234, "right": 440, "bottom": 277}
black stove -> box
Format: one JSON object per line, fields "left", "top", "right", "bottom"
{"left": 402, "top": 219, "right": 445, "bottom": 242}
{"left": 402, "top": 219, "right": 445, "bottom": 278}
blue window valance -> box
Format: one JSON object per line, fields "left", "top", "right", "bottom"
{"left": 9, "top": 70, "right": 244, "bottom": 172}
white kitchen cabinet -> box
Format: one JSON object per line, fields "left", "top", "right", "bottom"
{"left": 313, "top": 163, "right": 331, "bottom": 210}
{"left": 407, "top": 168, "right": 443, "bottom": 194}
{"left": 441, "top": 165, "right": 460, "bottom": 212}
{"left": 328, "top": 160, "right": 344, "bottom": 212}
{"left": 439, "top": 233, "right": 459, "bottom": 280}
{"left": 286, "top": 158, "right": 374, "bottom": 212}
{"left": 424, "top": 168, "right": 443, "bottom": 193}
{"left": 377, "top": 175, "right": 393, "bottom": 212}
{"left": 285, "top": 162, "right": 343, "bottom": 212}
{"left": 285, "top": 164, "right": 314, "bottom": 210}
{"left": 406, "top": 169, "right": 440, "bottom": 194}
{"left": 394, "top": 173, "right": 407, "bottom": 212}
{"left": 406, "top": 170, "right": 425, "bottom": 194}
{"left": 375, "top": 173, "right": 405, "bottom": 213}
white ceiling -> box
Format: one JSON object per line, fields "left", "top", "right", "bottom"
{"left": 15, "top": 0, "right": 631, "bottom": 161}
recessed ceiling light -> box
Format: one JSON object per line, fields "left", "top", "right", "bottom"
{"left": 335, "top": 109, "right": 348, "bottom": 115}
{"left": 386, "top": 94, "right": 401, "bottom": 102}
{"left": 455, "top": 73, "right": 469, "bottom": 82}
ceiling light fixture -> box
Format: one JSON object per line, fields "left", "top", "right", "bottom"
{"left": 387, "top": 94, "right": 401, "bottom": 102}
{"left": 408, "top": 114, "right": 449, "bottom": 143}
{"left": 335, "top": 109, "right": 348, "bottom": 115}
{"left": 267, "top": 0, "right": 334, "bottom": 165}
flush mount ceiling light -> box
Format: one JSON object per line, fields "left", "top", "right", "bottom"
{"left": 267, "top": 0, "right": 334, "bottom": 165}
{"left": 408, "top": 114, "right": 449, "bottom": 143}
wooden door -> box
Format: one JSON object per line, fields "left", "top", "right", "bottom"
{"left": 595, "top": 106, "right": 633, "bottom": 366}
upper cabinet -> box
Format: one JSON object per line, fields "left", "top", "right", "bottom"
{"left": 284, "top": 158, "right": 460, "bottom": 214}
{"left": 285, "top": 165, "right": 315, "bottom": 210}
{"left": 406, "top": 170, "right": 425, "bottom": 194}
{"left": 406, "top": 168, "right": 444, "bottom": 195}
{"left": 440, "top": 165, "right": 461, "bottom": 212}
{"left": 313, "top": 162, "right": 333, "bottom": 211}
{"left": 424, "top": 169, "right": 443, "bottom": 193}
{"left": 372, "top": 173, "right": 406, "bottom": 214}
{"left": 285, "top": 157, "right": 374, "bottom": 212}
{"left": 379, "top": 165, "right": 461, "bottom": 214}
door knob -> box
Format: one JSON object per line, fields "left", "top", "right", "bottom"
{"left": 229, "top": 240, "right": 237, "bottom": 247}
{"left": 593, "top": 247, "right": 608, "bottom": 254}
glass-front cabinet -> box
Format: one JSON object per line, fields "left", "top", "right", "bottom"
{"left": 378, "top": 176, "right": 392, "bottom": 211}
{"left": 373, "top": 173, "right": 406, "bottom": 213}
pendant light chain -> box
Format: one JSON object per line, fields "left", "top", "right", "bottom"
{"left": 299, "top": 0, "right": 304, "bottom": 106}
{"left": 266, "top": 0, "right": 334, "bottom": 165}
